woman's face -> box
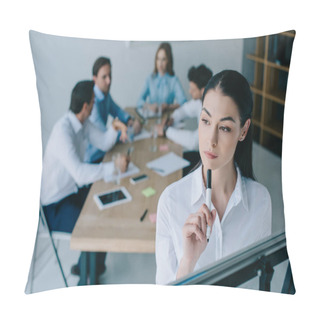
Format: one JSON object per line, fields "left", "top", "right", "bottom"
{"left": 156, "top": 49, "right": 168, "bottom": 75}
{"left": 199, "top": 88, "right": 249, "bottom": 172}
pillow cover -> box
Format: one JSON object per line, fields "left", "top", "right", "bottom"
{"left": 25, "top": 30, "right": 295, "bottom": 294}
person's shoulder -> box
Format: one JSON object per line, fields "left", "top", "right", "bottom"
{"left": 51, "top": 113, "right": 69, "bottom": 133}
{"left": 189, "top": 99, "right": 202, "bottom": 109}
{"left": 167, "top": 73, "right": 178, "bottom": 81}
{"left": 243, "top": 177, "right": 271, "bottom": 207}
{"left": 245, "top": 177, "right": 269, "bottom": 195}
{"left": 45, "top": 114, "right": 71, "bottom": 151}
{"left": 148, "top": 73, "right": 156, "bottom": 80}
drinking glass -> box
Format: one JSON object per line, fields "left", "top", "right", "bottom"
{"left": 150, "top": 125, "right": 158, "bottom": 152}
{"left": 112, "top": 153, "right": 121, "bottom": 185}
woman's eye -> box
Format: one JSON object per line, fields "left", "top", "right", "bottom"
{"left": 201, "top": 118, "right": 209, "bottom": 125}
{"left": 220, "top": 126, "right": 231, "bottom": 132}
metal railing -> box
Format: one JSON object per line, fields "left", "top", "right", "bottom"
{"left": 170, "top": 232, "right": 295, "bottom": 294}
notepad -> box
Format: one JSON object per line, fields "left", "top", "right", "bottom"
{"left": 146, "top": 152, "right": 190, "bottom": 176}
{"left": 133, "top": 128, "right": 152, "bottom": 141}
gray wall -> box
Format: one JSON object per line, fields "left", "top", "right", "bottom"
{"left": 29, "top": 31, "right": 244, "bottom": 149}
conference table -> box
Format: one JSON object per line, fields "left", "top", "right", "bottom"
{"left": 70, "top": 109, "right": 184, "bottom": 285}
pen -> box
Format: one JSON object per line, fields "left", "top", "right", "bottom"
{"left": 150, "top": 167, "right": 164, "bottom": 173}
{"left": 140, "top": 209, "right": 148, "bottom": 222}
{"left": 127, "top": 146, "right": 134, "bottom": 156}
{"left": 206, "top": 169, "right": 212, "bottom": 242}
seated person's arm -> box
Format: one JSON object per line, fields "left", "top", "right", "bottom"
{"left": 137, "top": 77, "right": 150, "bottom": 108}
{"left": 89, "top": 102, "right": 107, "bottom": 132}
{"left": 109, "top": 95, "right": 131, "bottom": 124}
{"left": 53, "top": 129, "right": 112, "bottom": 186}
{"left": 162, "top": 78, "right": 187, "bottom": 112}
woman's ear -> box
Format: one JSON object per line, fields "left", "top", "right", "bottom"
{"left": 239, "top": 119, "right": 251, "bottom": 141}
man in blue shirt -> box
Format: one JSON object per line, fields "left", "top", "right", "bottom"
{"left": 85, "top": 57, "right": 142, "bottom": 163}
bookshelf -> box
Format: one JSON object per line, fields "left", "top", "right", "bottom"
{"left": 246, "top": 30, "right": 295, "bottom": 156}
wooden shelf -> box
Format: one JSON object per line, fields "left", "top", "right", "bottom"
{"left": 247, "top": 54, "right": 290, "bottom": 72}
{"left": 246, "top": 31, "right": 295, "bottom": 156}
{"left": 250, "top": 86, "right": 286, "bottom": 104}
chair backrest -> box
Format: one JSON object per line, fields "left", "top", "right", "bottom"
{"left": 39, "top": 206, "right": 71, "bottom": 240}
{"left": 39, "top": 205, "right": 69, "bottom": 287}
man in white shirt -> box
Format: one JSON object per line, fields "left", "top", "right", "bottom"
{"left": 156, "top": 65, "right": 213, "bottom": 175}
{"left": 40, "top": 80, "right": 129, "bottom": 280}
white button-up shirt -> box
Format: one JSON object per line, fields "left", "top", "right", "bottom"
{"left": 166, "top": 99, "right": 202, "bottom": 151}
{"left": 155, "top": 165, "right": 272, "bottom": 284}
{"left": 40, "top": 111, "right": 118, "bottom": 206}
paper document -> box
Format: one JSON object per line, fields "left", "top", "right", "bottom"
{"left": 104, "top": 162, "right": 140, "bottom": 182}
{"left": 146, "top": 152, "right": 190, "bottom": 176}
{"left": 134, "top": 128, "right": 152, "bottom": 141}
{"left": 135, "top": 107, "right": 160, "bottom": 120}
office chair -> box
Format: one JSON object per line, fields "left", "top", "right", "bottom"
{"left": 27, "top": 206, "right": 69, "bottom": 293}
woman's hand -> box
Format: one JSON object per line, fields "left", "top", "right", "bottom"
{"left": 112, "top": 118, "right": 128, "bottom": 142}
{"left": 162, "top": 103, "right": 179, "bottom": 112}
{"left": 132, "top": 118, "right": 142, "bottom": 135}
{"left": 145, "top": 103, "right": 158, "bottom": 113}
{"left": 115, "top": 153, "right": 130, "bottom": 173}
{"left": 155, "top": 123, "right": 165, "bottom": 137}
{"left": 177, "top": 204, "right": 216, "bottom": 279}
{"left": 161, "top": 103, "right": 169, "bottom": 112}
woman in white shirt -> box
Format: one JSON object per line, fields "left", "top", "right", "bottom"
{"left": 155, "top": 70, "right": 272, "bottom": 284}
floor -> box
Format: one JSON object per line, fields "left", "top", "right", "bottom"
{"left": 25, "top": 142, "right": 288, "bottom": 294}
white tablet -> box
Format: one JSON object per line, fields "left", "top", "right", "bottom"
{"left": 93, "top": 187, "right": 132, "bottom": 210}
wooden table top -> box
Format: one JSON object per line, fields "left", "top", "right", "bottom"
{"left": 70, "top": 115, "right": 183, "bottom": 253}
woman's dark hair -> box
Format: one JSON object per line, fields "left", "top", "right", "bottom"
{"left": 69, "top": 80, "right": 94, "bottom": 114}
{"left": 92, "top": 57, "right": 111, "bottom": 76}
{"left": 201, "top": 70, "right": 255, "bottom": 179}
{"left": 153, "top": 42, "right": 174, "bottom": 76}
{"left": 188, "top": 64, "right": 213, "bottom": 90}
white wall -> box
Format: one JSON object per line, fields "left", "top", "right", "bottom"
{"left": 30, "top": 31, "right": 244, "bottom": 149}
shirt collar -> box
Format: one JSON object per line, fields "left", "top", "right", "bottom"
{"left": 190, "top": 164, "right": 249, "bottom": 212}
{"left": 94, "top": 84, "right": 107, "bottom": 102}
{"left": 67, "top": 111, "right": 83, "bottom": 134}
{"left": 155, "top": 72, "right": 169, "bottom": 80}
{"left": 233, "top": 166, "right": 249, "bottom": 211}
{"left": 190, "top": 165, "right": 206, "bottom": 205}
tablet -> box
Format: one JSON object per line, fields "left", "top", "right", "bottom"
{"left": 93, "top": 187, "right": 132, "bottom": 210}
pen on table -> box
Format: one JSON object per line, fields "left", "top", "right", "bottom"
{"left": 149, "top": 167, "right": 164, "bottom": 173}
{"left": 206, "top": 169, "right": 212, "bottom": 242}
{"left": 140, "top": 209, "right": 148, "bottom": 222}
{"left": 127, "top": 146, "right": 134, "bottom": 156}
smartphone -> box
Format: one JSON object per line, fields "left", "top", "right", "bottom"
{"left": 130, "top": 174, "right": 148, "bottom": 184}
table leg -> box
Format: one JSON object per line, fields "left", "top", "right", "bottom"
{"left": 78, "top": 252, "right": 88, "bottom": 286}
{"left": 89, "top": 252, "right": 97, "bottom": 285}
